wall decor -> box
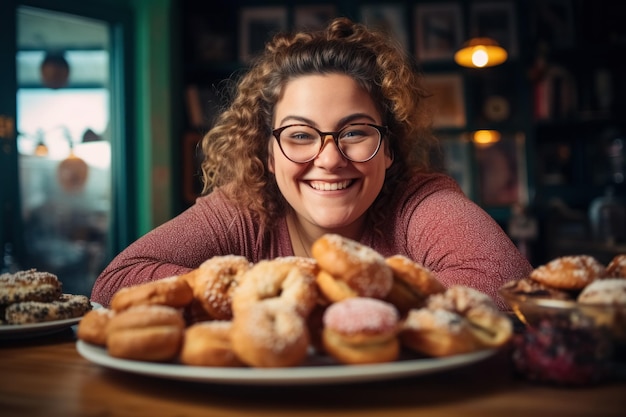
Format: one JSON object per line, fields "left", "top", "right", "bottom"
{"left": 360, "top": 4, "right": 409, "bottom": 51}
{"left": 294, "top": 5, "right": 337, "bottom": 30}
{"left": 239, "top": 7, "right": 288, "bottom": 63}
{"left": 414, "top": 2, "right": 464, "bottom": 62}
{"left": 470, "top": 0, "right": 519, "bottom": 59}
{"left": 422, "top": 73, "right": 466, "bottom": 128}
{"left": 438, "top": 133, "right": 473, "bottom": 197}
{"left": 475, "top": 132, "right": 527, "bottom": 207}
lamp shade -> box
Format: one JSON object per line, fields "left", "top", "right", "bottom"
{"left": 454, "top": 37, "right": 507, "bottom": 68}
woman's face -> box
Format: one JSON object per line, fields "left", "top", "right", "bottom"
{"left": 269, "top": 73, "right": 392, "bottom": 233}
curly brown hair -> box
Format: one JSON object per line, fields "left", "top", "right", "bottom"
{"left": 200, "top": 17, "right": 437, "bottom": 232}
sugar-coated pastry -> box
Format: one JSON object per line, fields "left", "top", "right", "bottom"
{"left": 500, "top": 277, "right": 574, "bottom": 300}
{"left": 231, "top": 259, "right": 318, "bottom": 318}
{"left": 180, "top": 321, "right": 244, "bottom": 367}
{"left": 426, "top": 285, "right": 513, "bottom": 348}
{"left": 312, "top": 234, "right": 393, "bottom": 303}
{"left": 606, "top": 254, "right": 626, "bottom": 278}
{"left": 529, "top": 255, "right": 605, "bottom": 290}
{"left": 4, "top": 294, "right": 92, "bottom": 325}
{"left": 384, "top": 255, "right": 445, "bottom": 314}
{"left": 230, "top": 299, "right": 310, "bottom": 368}
{"left": 322, "top": 297, "right": 400, "bottom": 364}
{"left": 186, "top": 255, "right": 252, "bottom": 321}
{"left": 578, "top": 278, "right": 626, "bottom": 306}
{"left": 0, "top": 269, "right": 62, "bottom": 305}
{"left": 106, "top": 305, "right": 185, "bottom": 362}
{"left": 77, "top": 307, "right": 116, "bottom": 346}
{"left": 109, "top": 275, "right": 193, "bottom": 311}
{"left": 400, "top": 308, "right": 479, "bottom": 357}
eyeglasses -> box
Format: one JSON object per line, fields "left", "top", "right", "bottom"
{"left": 272, "top": 123, "right": 387, "bottom": 163}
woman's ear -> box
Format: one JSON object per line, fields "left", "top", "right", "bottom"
{"left": 385, "top": 148, "right": 394, "bottom": 169}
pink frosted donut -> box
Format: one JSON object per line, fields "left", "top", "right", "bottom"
{"left": 322, "top": 297, "right": 400, "bottom": 364}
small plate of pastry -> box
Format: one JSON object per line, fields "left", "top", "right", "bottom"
{"left": 1, "top": 269, "right": 95, "bottom": 339}
{"left": 76, "top": 234, "right": 513, "bottom": 385}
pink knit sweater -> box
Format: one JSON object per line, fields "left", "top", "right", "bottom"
{"left": 91, "top": 173, "right": 532, "bottom": 309}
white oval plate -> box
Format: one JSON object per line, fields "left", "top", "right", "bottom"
{"left": 76, "top": 340, "right": 496, "bottom": 386}
{"left": 0, "top": 302, "right": 101, "bottom": 339}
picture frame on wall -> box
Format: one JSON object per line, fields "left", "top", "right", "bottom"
{"left": 475, "top": 132, "right": 528, "bottom": 207}
{"left": 294, "top": 5, "right": 337, "bottom": 31}
{"left": 239, "top": 7, "right": 288, "bottom": 63}
{"left": 422, "top": 73, "right": 466, "bottom": 128}
{"left": 437, "top": 133, "right": 473, "bottom": 197}
{"left": 414, "top": 2, "right": 464, "bottom": 62}
{"left": 530, "top": 0, "right": 575, "bottom": 49}
{"left": 470, "top": 1, "right": 519, "bottom": 59}
{"left": 360, "top": 4, "right": 409, "bottom": 52}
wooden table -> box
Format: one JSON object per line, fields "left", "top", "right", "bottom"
{"left": 1, "top": 327, "right": 625, "bottom": 417}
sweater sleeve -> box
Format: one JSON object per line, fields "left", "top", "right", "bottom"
{"left": 90, "top": 190, "right": 261, "bottom": 306}
{"left": 399, "top": 174, "right": 533, "bottom": 310}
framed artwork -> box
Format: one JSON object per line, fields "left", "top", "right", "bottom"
{"left": 360, "top": 4, "right": 409, "bottom": 51}
{"left": 437, "top": 133, "right": 473, "bottom": 197}
{"left": 470, "top": 1, "right": 519, "bottom": 59}
{"left": 530, "top": 0, "right": 575, "bottom": 49}
{"left": 414, "top": 3, "right": 463, "bottom": 62}
{"left": 422, "top": 73, "right": 466, "bottom": 128}
{"left": 239, "top": 7, "right": 288, "bottom": 63}
{"left": 294, "top": 5, "right": 336, "bottom": 31}
{"left": 475, "top": 132, "right": 528, "bottom": 207}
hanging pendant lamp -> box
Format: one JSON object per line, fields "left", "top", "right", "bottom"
{"left": 454, "top": 37, "right": 507, "bottom": 68}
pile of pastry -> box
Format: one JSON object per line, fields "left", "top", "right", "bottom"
{"left": 501, "top": 254, "right": 626, "bottom": 305}
{"left": 0, "top": 269, "right": 92, "bottom": 325}
{"left": 78, "top": 234, "right": 513, "bottom": 367}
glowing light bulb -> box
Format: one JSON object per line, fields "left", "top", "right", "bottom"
{"left": 472, "top": 47, "right": 489, "bottom": 68}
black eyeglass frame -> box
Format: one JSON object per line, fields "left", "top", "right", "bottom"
{"left": 272, "top": 123, "right": 388, "bottom": 163}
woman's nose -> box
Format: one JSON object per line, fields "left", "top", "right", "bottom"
{"left": 315, "top": 135, "right": 348, "bottom": 168}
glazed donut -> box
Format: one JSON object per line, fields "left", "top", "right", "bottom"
{"left": 77, "top": 308, "right": 116, "bottom": 346}
{"left": 0, "top": 269, "right": 62, "bottom": 305}
{"left": 312, "top": 234, "right": 393, "bottom": 302}
{"left": 4, "top": 294, "right": 92, "bottom": 325}
{"left": 231, "top": 259, "right": 318, "bottom": 318}
{"left": 187, "top": 255, "right": 252, "bottom": 321}
{"left": 109, "top": 275, "right": 193, "bottom": 312}
{"left": 106, "top": 305, "right": 185, "bottom": 362}
{"left": 322, "top": 297, "right": 400, "bottom": 364}
{"left": 179, "top": 321, "right": 244, "bottom": 367}
{"left": 230, "top": 299, "right": 310, "bottom": 367}
{"left": 384, "top": 255, "right": 446, "bottom": 314}
{"left": 606, "top": 254, "right": 626, "bottom": 278}
{"left": 529, "top": 255, "right": 606, "bottom": 290}
{"left": 400, "top": 308, "right": 479, "bottom": 357}
{"left": 426, "top": 286, "right": 513, "bottom": 348}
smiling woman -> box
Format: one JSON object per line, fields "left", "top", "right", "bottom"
{"left": 91, "top": 17, "right": 532, "bottom": 311}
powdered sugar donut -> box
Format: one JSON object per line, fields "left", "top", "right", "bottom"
{"left": 426, "top": 285, "right": 513, "bottom": 348}
{"left": 180, "top": 320, "right": 244, "bottom": 367}
{"left": 529, "top": 255, "right": 605, "bottom": 290}
{"left": 186, "top": 255, "right": 252, "bottom": 321}
{"left": 106, "top": 305, "right": 185, "bottom": 362}
{"left": 322, "top": 297, "right": 400, "bottom": 364}
{"left": 77, "top": 307, "right": 116, "bottom": 346}
{"left": 231, "top": 258, "right": 318, "bottom": 318}
{"left": 230, "top": 299, "right": 310, "bottom": 368}
{"left": 312, "top": 234, "right": 393, "bottom": 303}
{"left": 384, "top": 255, "right": 446, "bottom": 314}
{"left": 400, "top": 308, "right": 479, "bottom": 357}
